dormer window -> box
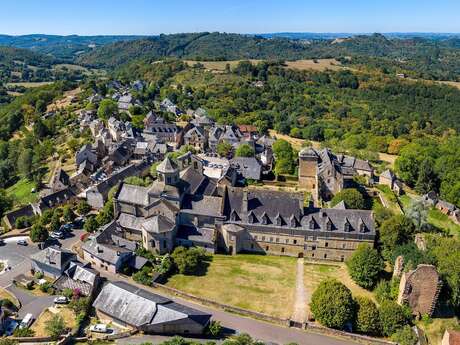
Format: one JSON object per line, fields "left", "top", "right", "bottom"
{"left": 230, "top": 210, "right": 239, "bottom": 222}
{"left": 275, "top": 213, "right": 283, "bottom": 226}
{"left": 359, "top": 218, "right": 367, "bottom": 233}
{"left": 326, "top": 217, "right": 333, "bottom": 231}
{"left": 261, "top": 212, "right": 269, "bottom": 225}
{"left": 289, "top": 215, "right": 297, "bottom": 228}
{"left": 309, "top": 219, "right": 315, "bottom": 230}
{"left": 248, "top": 211, "right": 257, "bottom": 224}
{"left": 344, "top": 221, "right": 351, "bottom": 232}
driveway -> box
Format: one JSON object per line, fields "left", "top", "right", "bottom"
{"left": 6, "top": 284, "right": 55, "bottom": 319}
{"left": 0, "top": 239, "right": 39, "bottom": 288}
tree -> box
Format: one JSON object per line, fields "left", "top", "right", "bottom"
{"left": 272, "top": 139, "right": 296, "bottom": 175}
{"left": 310, "top": 279, "right": 355, "bottom": 329}
{"left": 379, "top": 215, "right": 416, "bottom": 256}
{"left": 76, "top": 200, "right": 91, "bottom": 215}
{"left": 49, "top": 213, "right": 62, "bottom": 232}
{"left": 415, "top": 158, "right": 439, "bottom": 194}
{"left": 217, "top": 141, "right": 233, "bottom": 157}
{"left": 378, "top": 300, "right": 411, "bottom": 337}
{"left": 84, "top": 215, "right": 99, "bottom": 232}
{"left": 235, "top": 144, "right": 255, "bottom": 157}
{"left": 206, "top": 320, "right": 222, "bottom": 337}
{"left": 171, "top": 246, "right": 210, "bottom": 275}
{"left": 30, "top": 223, "right": 48, "bottom": 242}
{"left": 97, "top": 99, "right": 118, "bottom": 120}
{"left": 331, "top": 188, "right": 365, "bottom": 209}
{"left": 62, "top": 205, "right": 75, "bottom": 223}
{"left": 390, "top": 325, "right": 418, "bottom": 345}
{"left": 405, "top": 201, "right": 428, "bottom": 231}
{"left": 222, "top": 333, "right": 265, "bottom": 345}
{"left": 17, "top": 148, "right": 34, "bottom": 180}
{"left": 346, "top": 244, "right": 384, "bottom": 289}
{"left": 0, "top": 189, "right": 12, "bottom": 218}
{"left": 355, "top": 297, "right": 381, "bottom": 336}
{"left": 45, "top": 314, "right": 66, "bottom": 340}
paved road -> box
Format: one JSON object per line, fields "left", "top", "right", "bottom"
{"left": 6, "top": 284, "right": 55, "bottom": 319}
{"left": 291, "top": 258, "right": 307, "bottom": 323}
{"left": 95, "top": 270, "right": 357, "bottom": 345}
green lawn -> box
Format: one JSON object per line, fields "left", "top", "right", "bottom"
{"left": 6, "top": 178, "right": 38, "bottom": 206}
{"left": 166, "top": 254, "right": 297, "bottom": 318}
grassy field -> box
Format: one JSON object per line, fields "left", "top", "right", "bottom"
{"left": 0, "top": 287, "right": 19, "bottom": 307}
{"left": 6, "top": 178, "right": 38, "bottom": 206}
{"left": 166, "top": 254, "right": 297, "bottom": 318}
{"left": 284, "top": 59, "right": 343, "bottom": 71}
{"left": 6, "top": 81, "right": 54, "bottom": 88}
{"left": 303, "top": 263, "right": 375, "bottom": 308}
{"left": 31, "top": 307, "right": 76, "bottom": 336}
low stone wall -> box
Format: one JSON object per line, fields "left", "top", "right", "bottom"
{"left": 9, "top": 335, "right": 60, "bottom": 343}
{"left": 152, "top": 282, "right": 289, "bottom": 326}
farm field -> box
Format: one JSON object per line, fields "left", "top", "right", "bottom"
{"left": 6, "top": 81, "right": 54, "bottom": 88}
{"left": 6, "top": 178, "right": 38, "bottom": 206}
{"left": 166, "top": 254, "right": 297, "bottom": 318}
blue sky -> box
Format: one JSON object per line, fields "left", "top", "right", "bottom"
{"left": 1, "top": 0, "right": 459, "bottom": 35}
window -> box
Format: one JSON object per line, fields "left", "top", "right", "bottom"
{"left": 325, "top": 242, "right": 329, "bottom": 247}
{"left": 265, "top": 246, "right": 269, "bottom": 251}
{"left": 251, "top": 244, "right": 254, "bottom": 249}
{"left": 230, "top": 235, "right": 235, "bottom": 241}
{"left": 312, "top": 245, "right": 316, "bottom": 251}
{"left": 193, "top": 162, "right": 198, "bottom": 170}
{"left": 254, "top": 235, "right": 258, "bottom": 240}
{"left": 324, "top": 254, "right": 327, "bottom": 259}
{"left": 270, "top": 237, "right": 273, "bottom": 242}
{"left": 311, "top": 253, "right": 315, "bottom": 258}
{"left": 342, "top": 243, "right": 346, "bottom": 249}
{"left": 281, "top": 247, "right": 285, "bottom": 253}
{"left": 293, "top": 239, "right": 297, "bottom": 244}
{"left": 262, "top": 236, "right": 265, "bottom": 241}
{"left": 340, "top": 255, "right": 345, "bottom": 262}
{"left": 163, "top": 240, "right": 167, "bottom": 248}
{"left": 276, "top": 238, "right": 280, "bottom": 243}
{"left": 285, "top": 239, "right": 289, "bottom": 244}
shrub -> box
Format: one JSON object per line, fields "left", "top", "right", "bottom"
{"left": 310, "top": 279, "right": 355, "bottom": 329}
{"left": 39, "top": 282, "right": 52, "bottom": 293}
{"left": 346, "top": 244, "right": 384, "bottom": 289}
{"left": 207, "top": 320, "right": 222, "bottom": 337}
{"left": 29, "top": 223, "right": 48, "bottom": 242}
{"left": 378, "top": 300, "right": 412, "bottom": 336}
{"left": 13, "top": 327, "right": 35, "bottom": 337}
{"left": 171, "top": 246, "right": 211, "bottom": 275}
{"left": 374, "top": 279, "right": 400, "bottom": 304}
{"left": 34, "top": 271, "right": 44, "bottom": 279}
{"left": 354, "top": 297, "right": 381, "bottom": 336}
{"left": 62, "top": 288, "right": 74, "bottom": 299}
{"left": 45, "top": 314, "right": 67, "bottom": 340}
{"left": 390, "top": 325, "right": 418, "bottom": 345}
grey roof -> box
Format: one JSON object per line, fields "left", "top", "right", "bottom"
{"left": 176, "top": 226, "right": 215, "bottom": 245}
{"left": 230, "top": 157, "right": 262, "bottom": 180}
{"left": 380, "top": 169, "right": 396, "bottom": 181}
{"left": 142, "top": 215, "right": 175, "bottom": 234}
{"left": 117, "top": 184, "right": 150, "bottom": 206}
{"left": 156, "top": 157, "right": 178, "bottom": 174}
{"left": 93, "top": 281, "right": 211, "bottom": 328}
{"left": 182, "top": 195, "right": 223, "bottom": 217}
{"left": 184, "top": 126, "right": 206, "bottom": 139}
{"left": 299, "top": 147, "right": 318, "bottom": 158}
{"left": 30, "top": 246, "right": 76, "bottom": 271}
{"left": 180, "top": 166, "right": 206, "bottom": 195}
{"left": 117, "top": 213, "right": 144, "bottom": 231}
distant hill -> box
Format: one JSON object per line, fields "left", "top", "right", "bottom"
{"left": 0, "top": 45, "right": 54, "bottom": 66}
{"left": 0, "top": 34, "right": 146, "bottom": 60}
{"left": 76, "top": 32, "right": 460, "bottom": 81}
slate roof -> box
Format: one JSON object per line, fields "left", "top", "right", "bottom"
{"left": 30, "top": 246, "right": 76, "bottom": 271}
{"left": 117, "top": 183, "right": 150, "bottom": 206}
{"left": 182, "top": 195, "right": 223, "bottom": 217}
{"left": 93, "top": 281, "right": 211, "bottom": 328}
{"left": 142, "top": 215, "right": 175, "bottom": 234}
{"left": 54, "top": 262, "right": 99, "bottom": 296}
{"left": 180, "top": 166, "right": 206, "bottom": 195}
{"left": 230, "top": 157, "right": 262, "bottom": 180}
{"left": 117, "top": 213, "right": 144, "bottom": 232}
{"left": 184, "top": 126, "right": 206, "bottom": 139}
{"left": 380, "top": 169, "right": 395, "bottom": 181}
{"left": 157, "top": 157, "right": 178, "bottom": 174}
{"left": 176, "top": 226, "right": 215, "bottom": 245}
{"left": 50, "top": 169, "right": 70, "bottom": 190}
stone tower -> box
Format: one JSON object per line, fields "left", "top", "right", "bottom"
{"left": 298, "top": 147, "right": 319, "bottom": 204}
{"left": 156, "top": 156, "right": 179, "bottom": 186}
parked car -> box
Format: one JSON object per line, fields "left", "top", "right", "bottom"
{"left": 19, "top": 313, "right": 34, "bottom": 329}
{"left": 50, "top": 231, "right": 64, "bottom": 239}
{"left": 17, "top": 239, "right": 28, "bottom": 246}
{"left": 89, "top": 323, "right": 110, "bottom": 333}
{"left": 0, "top": 239, "right": 4, "bottom": 246}
{"left": 54, "top": 296, "right": 69, "bottom": 304}
{"left": 73, "top": 217, "right": 85, "bottom": 229}
{"left": 60, "top": 223, "right": 73, "bottom": 232}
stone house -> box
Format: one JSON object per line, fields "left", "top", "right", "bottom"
{"left": 30, "top": 246, "right": 77, "bottom": 279}
{"left": 183, "top": 126, "right": 207, "bottom": 152}
{"left": 379, "top": 169, "right": 402, "bottom": 195}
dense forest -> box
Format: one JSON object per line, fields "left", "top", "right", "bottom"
{"left": 77, "top": 32, "right": 460, "bottom": 81}
{"left": 111, "top": 59, "right": 460, "bottom": 206}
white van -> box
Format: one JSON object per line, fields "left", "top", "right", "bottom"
{"left": 19, "top": 313, "right": 34, "bottom": 329}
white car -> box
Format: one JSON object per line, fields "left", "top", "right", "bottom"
{"left": 50, "top": 231, "right": 64, "bottom": 239}
{"left": 54, "top": 296, "right": 69, "bottom": 304}
{"left": 19, "top": 313, "right": 34, "bottom": 329}
{"left": 89, "top": 323, "right": 109, "bottom": 333}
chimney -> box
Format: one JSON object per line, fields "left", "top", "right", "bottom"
{"left": 242, "top": 190, "right": 249, "bottom": 214}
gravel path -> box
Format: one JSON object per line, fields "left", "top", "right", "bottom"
{"left": 291, "top": 258, "right": 307, "bottom": 323}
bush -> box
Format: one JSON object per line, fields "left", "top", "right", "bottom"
{"left": 62, "top": 288, "right": 74, "bottom": 299}
{"left": 378, "top": 300, "right": 412, "bottom": 336}
{"left": 380, "top": 215, "right": 416, "bottom": 256}
{"left": 207, "top": 320, "right": 222, "bottom": 337}
{"left": 34, "top": 271, "right": 44, "bottom": 279}
{"left": 346, "top": 244, "right": 384, "bottom": 289}
{"left": 235, "top": 144, "right": 255, "bottom": 157}
{"left": 0, "top": 298, "right": 15, "bottom": 310}
{"left": 374, "top": 279, "right": 400, "bottom": 304}
{"left": 45, "top": 314, "right": 67, "bottom": 340}
{"left": 76, "top": 200, "right": 91, "bottom": 215}
{"left": 39, "top": 282, "right": 52, "bottom": 293}
{"left": 390, "top": 325, "right": 418, "bottom": 345}
{"left": 29, "top": 223, "right": 48, "bottom": 242}
{"left": 355, "top": 297, "right": 381, "bottom": 336}
{"left": 15, "top": 216, "right": 32, "bottom": 229}
{"left": 13, "top": 327, "right": 35, "bottom": 337}
{"left": 133, "top": 266, "right": 154, "bottom": 286}
{"left": 310, "top": 279, "right": 355, "bottom": 329}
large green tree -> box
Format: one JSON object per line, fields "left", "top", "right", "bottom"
{"left": 272, "top": 139, "right": 296, "bottom": 176}
{"left": 378, "top": 300, "right": 412, "bottom": 337}
{"left": 97, "top": 99, "right": 118, "bottom": 120}
{"left": 235, "top": 144, "right": 255, "bottom": 157}
{"left": 331, "top": 188, "right": 365, "bottom": 209}
{"left": 346, "top": 244, "right": 384, "bottom": 289}
{"left": 355, "top": 297, "right": 381, "bottom": 336}
{"left": 310, "top": 279, "right": 355, "bottom": 329}
{"left": 379, "top": 215, "right": 416, "bottom": 256}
